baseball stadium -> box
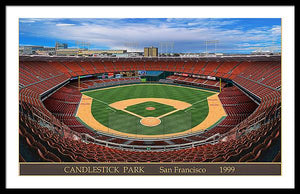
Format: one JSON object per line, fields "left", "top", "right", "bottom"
{"left": 19, "top": 55, "right": 281, "bottom": 163}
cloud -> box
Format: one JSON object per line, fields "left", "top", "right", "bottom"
{"left": 19, "top": 18, "right": 281, "bottom": 53}
{"left": 56, "top": 23, "right": 75, "bottom": 26}
{"left": 270, "top": 25, "right": 281, "bottom": 36}
{"left": 187, "top": 19, "right": 239, "bottom": 27}
{"left": 19, "top": 20, "right": 36, "bottom": 23}
{"left": 20, "top": 18, "right": 59, "bottom": 23}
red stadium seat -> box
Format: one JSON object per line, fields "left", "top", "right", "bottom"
{"left": 19, "top": 57, "right": 281, "bottom": 163}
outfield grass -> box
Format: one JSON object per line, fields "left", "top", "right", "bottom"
{"left": 82, "top": 84, "right": 215, "bottom": 135}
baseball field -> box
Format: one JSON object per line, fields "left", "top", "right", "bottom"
{"left": 76, "top": 84, "right": 227, "bottom": 139}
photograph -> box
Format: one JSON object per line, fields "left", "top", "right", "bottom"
{"left": 5, "top": 5, "right": 295, "bottom": 189}
{"left": 18, "top": 17, "right": 281, "bottom": 173}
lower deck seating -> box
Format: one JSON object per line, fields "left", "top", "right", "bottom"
{"left": 19, "top": 58, "right": 281, "bottom": 163}
{"left": 19, "top": 111, "right": 280, "bottom": 162}
{"left": 166, "top": 75, "right": 226, "bottom": 90}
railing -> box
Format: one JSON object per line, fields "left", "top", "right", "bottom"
{"left": 20, "top": 99, "right": 224, "bottom": 151}
{"left": 225, "top": 104, "right": 281, "bottom": 139}
{"left": 19, "top": 67, "right": 280, "bottom": 152}
{"left": 81, "top": 133, "right": 221, "bottom": 152}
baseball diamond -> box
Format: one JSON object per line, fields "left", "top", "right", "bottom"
{"left": 19, "top": 55, "right": 281, "bottom": 163}
{"left": 125, "top": 101, "right": 177, "bottom": 118}
{"left": 76, "top": 84, "right": 227, "bottom": 138}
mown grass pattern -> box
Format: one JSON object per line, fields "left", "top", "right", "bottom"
{"left": 83, "top": 84, "right": 215, "bottom": 135}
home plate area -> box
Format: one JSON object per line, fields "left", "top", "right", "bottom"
{"left": 109, "top": 98, "right": 192, "bottom": 127}
{"left": 140, "top": 117, "right": 161, "bottom": 127}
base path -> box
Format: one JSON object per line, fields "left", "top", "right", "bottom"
{"left": 76, "top": 94, "right": 227, "bottom": 139}
{"left": 110, "top": 98, "right": 191, "bottom": 110}
{"left": 110, "top": 98, "right": 191, "bottom": 127}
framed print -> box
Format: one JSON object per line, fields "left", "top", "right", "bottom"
{"left": 5, "top": 4, "right": 295, "bottom": 189}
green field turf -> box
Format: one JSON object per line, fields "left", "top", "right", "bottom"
{"left": 81, "top": 84, "right": 215, "bottom": 136}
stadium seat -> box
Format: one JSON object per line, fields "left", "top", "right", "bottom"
{"left": 19, "top": 57, "right": 281, "bottom": 163}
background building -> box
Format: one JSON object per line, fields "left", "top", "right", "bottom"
{"left": 80, "top": 50, "right": 127, "bottom": 56}
{"left": 55, "top": 42, "right": 68, "bottom": 50}
{"left": 19, "top": 46, "right": 24, "bottom": 55}
{"left": 21, "top": 46, "right": 45, "bottom": 55}
{"left": 128, "top": 52, "right": 143, "bottom": 57}
{"left": 56, "top": 48, "right": 80, "bottom": 56}
{"left": 55, "top": 49, "right": 128, "bottom": 56}
{"left": 144, "top": 46, "right": 158, "bottom": 57}
{"left": 35, "top": 47, "right": 56, "bottom": 56}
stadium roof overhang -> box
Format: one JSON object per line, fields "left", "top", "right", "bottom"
{"left": 19, "top": 55, "right": 281, "bottom": 62}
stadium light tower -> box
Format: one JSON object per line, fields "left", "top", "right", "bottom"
{"left": 124, "top": 41, "right": 139, "bottom": 52}
{"left": 204, "top": 40, "right": 219, "bottom": 55}
{"left": 159, "top": 41, "right": 174, "bottom": 55}
{"left": 159, "top": 42, "right": 165, "bottom": 55}
{"left": 170, "top": 41, "right": 174, "bottom": 54}
{"left": 75, "top": 41, "right": 90, "bottom": 50}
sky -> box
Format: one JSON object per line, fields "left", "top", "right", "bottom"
{"left": 19, "top": 18, "right": 281, "bottom": 54}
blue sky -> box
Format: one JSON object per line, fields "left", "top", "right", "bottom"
{"left": 19, "top": 18, "right": 281, "bottom": 54}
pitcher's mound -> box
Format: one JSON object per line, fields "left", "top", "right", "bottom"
{"left": 146, "top": 107, "right": 156, "bottom": 110}
{"left": 140, "top": 117, "right": 161, "bottom": 127}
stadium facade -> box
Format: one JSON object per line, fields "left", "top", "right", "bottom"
{"left": 19, "top": 55, "right": 281, "bottom": 163}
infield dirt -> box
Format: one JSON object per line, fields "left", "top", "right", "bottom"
{"left": 76, "top": 93, "right": 226, "bottom": 139}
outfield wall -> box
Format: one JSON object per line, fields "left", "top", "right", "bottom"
{"left": 79, "top": 81, "right": 220, "bottom": 93}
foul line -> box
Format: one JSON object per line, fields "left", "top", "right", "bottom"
{"left": 191, "top": 98, "right": 207, "bottom": 106}
{"left": 76, "top": 93, "right": 227, "bottom": 138}
{"left": 89, "top": 95, "right": 207, "bottom": 119}
{"left": 88, "top": 96, "right": 182, "bottom": 120}
{"left": 88, "top": 96, "right": 116, "bottom": 112}
{"left": 157, "top": 109, "right": 181, "bottom": 119}
{"left": 121, "top": 109, "right": 144, "bottom": 119}
{"left": 184, "top": 98, "right": 207, "bottom": 112}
